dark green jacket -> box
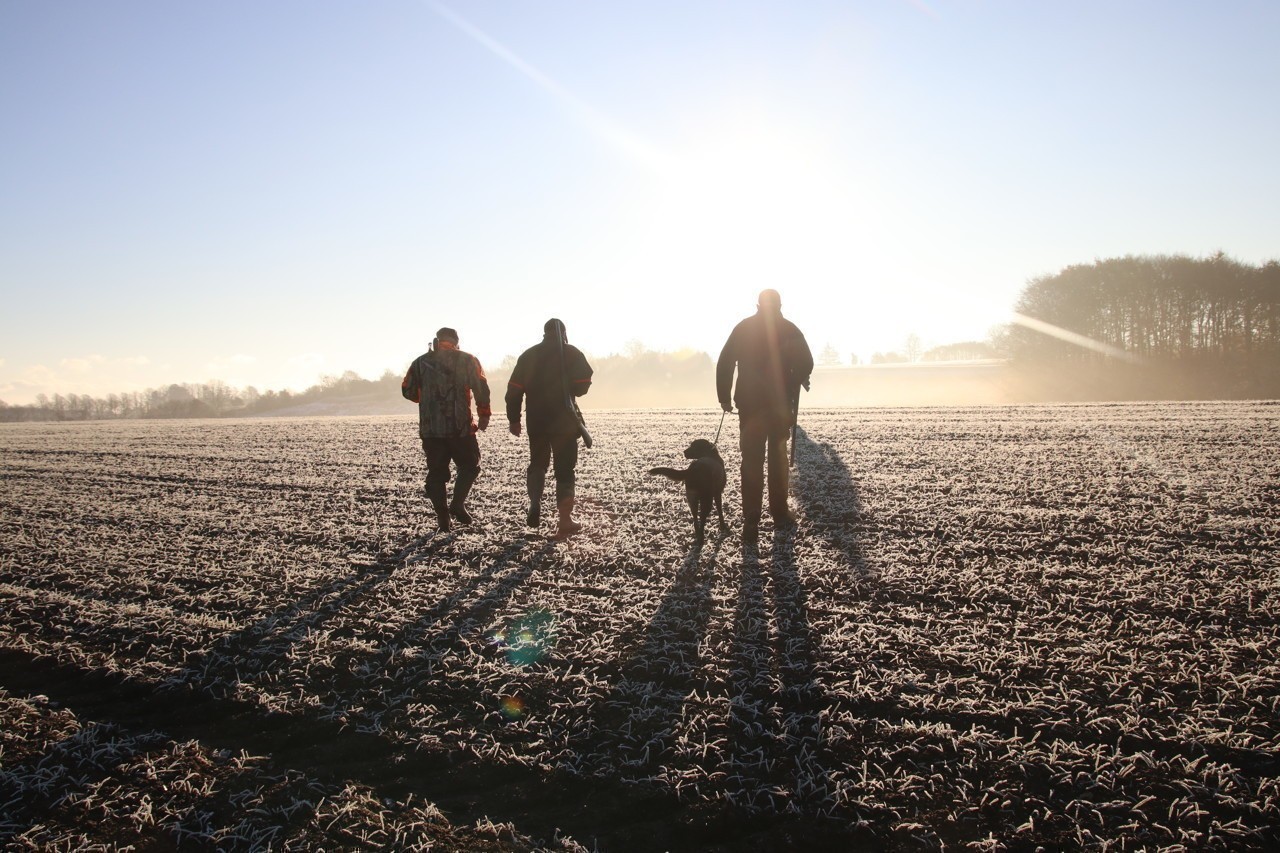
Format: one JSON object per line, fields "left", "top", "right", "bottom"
{"left": 505, "top": 336, "right": 593, "bottom": 436}
{"left": 717, "top": 309, "right": 813, "bottom": 420}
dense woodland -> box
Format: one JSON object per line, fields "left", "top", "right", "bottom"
{"left": 4, "top": 253, "right": 1277, "bottom": 421}
{"left": 1006, "top": 254, "right": 1279, "bottom": 362}
{"left": 1001, "top": 253, "right": 1280, "bottom": 398}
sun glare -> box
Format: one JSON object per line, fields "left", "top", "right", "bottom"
{"left": 614, "top": 116, "right": 915, "bottom": 350}
{"left": 647, "top": 122, "right": 860, "bottom": 279}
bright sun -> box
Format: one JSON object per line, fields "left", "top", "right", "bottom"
{"left": 616, "top": 115, "right": 905, "bottom": 347}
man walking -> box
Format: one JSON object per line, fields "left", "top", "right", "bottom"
{"left": 402, "top": 327, "right": 491, "bottom": 531}
{"left": 717, "top": 289, "right": 813, "bottom": 545}
{"left": 506, "top": 318, "right": 593, "bottom": 539}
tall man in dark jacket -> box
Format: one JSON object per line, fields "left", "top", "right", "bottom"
{"left": 506, "top": 318, "right": 593, "bottom": 539}
{"left": 717, "top": 289, "right": 813, "bottom": 545}
{"left": 402, "top": 327, "right": 491, "bottom": 532}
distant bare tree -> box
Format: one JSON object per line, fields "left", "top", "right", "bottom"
{"left": 904, "top": 333, "right": 923, "bottom": 363}
{"left": 818, "top": 343, "right": 842, "bottom": 367}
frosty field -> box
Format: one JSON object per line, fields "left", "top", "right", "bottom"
{"left": 2, "top": 403, "right": 1278, "bottom": 850}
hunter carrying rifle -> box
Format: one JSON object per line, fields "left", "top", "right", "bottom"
{"left": 717, "top": 289, "right": 813, "bottom": 547}
{"left": 506, "top": 318, "right": 594, "bottom": 539}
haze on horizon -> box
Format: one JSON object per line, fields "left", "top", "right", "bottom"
{"left": 2, "top": 1, "right": 1277, "bottom": 405}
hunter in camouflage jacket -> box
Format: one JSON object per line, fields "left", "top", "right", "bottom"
{"left": 401, "top": 338, "right": 492, "bottom": 439}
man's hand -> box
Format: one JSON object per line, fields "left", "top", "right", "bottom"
{"left": 721, "top": 403, "right": 733, "bottom": 414}
{"left": 478, "top": 414, "right": 490, "bottom": 431}
{"left": 509, "top": 420, "right": 522, "bottom": 437}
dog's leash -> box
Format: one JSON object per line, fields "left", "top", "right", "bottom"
{"left": 712, "top": 409, "right": 727, "bottom": 449}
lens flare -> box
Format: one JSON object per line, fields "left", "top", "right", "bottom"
{"left": 498, "top": 695, "right": 525, "bottom": 721}
{"left": 491, "top": 608, "right": 558, "bottom": 667}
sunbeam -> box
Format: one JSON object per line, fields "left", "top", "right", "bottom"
{"left": 427, "top": 1, "right": 667, "bottom": 173}
{"left": 1011, "top": 312, "right": 1146, "bottom": 364}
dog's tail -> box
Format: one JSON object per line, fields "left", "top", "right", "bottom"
{"left": 648, "top": 466, "right": 689, "bottom": 481}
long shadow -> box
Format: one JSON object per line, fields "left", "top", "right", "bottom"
{"left": 785, "top": 425, "right": 1280, "bottom": 779}
{"left": 792, "top": 426, "right": 870, "bottom": 578}
{"left": 605, "top": 535, "right": 722, "bottom": 774}
{"left": 726, "top": 541, "right": 776, "bottom": 811}
{"left": 0, "top": 528, "right": 483, "bottom": 845}
{"left": 0, "top": 721, "right": 159, "bottom": 841}
{"left": 0, "top": 524, "right": 714, "bottom": 849}
{"left": 320, "top": 537, "right": 557, "bottom": 727}
{"left": 163, "top": 530, "right": 453, "bottom": 698}
{"left": 715, "top": 428, "right": 856, "bottom": 823}
{"left": 724, "top": 527, "right": 829, "bottom": 816}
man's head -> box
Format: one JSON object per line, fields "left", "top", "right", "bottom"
{"left": 434, "top": 327, "right": 459, "bottom": 348}
{"left": 757, "top": 289, "right": 782, "bottom": 313}
{"left": 544, "top": 318, "right": 567, "bottom": 342}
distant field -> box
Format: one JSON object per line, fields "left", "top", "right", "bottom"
{"left": 2, "top": 403, "right": 1277, "bottom": 850}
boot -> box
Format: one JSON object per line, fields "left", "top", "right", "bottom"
{"left": 768, "top": 443, "right": 794, "bottom": 528}
{"left": 771, "top": 504, "right": 798, "bottom": 529}
{"left": 555, "top": 499, "right": 582, "bottom": 539}
{"left": 450, "top": 467, "right": 478, "bottom": 525}
{"left": 425, "top": 481, "right": 450, "bottom": 532}
{"left": 526, "top": 468, "right": 545, "bottom": 528}
{"left": 554, "top": 484, "right": 581, "bottom": 540}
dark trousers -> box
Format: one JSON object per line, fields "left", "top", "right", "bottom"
{"left": 422, "top": 435, "right": 481, "bottom": 504}
{"left": 527, "top": 432, "right": 578, "bottom": 504}
{"left": 739, "top": 409, "right": 791, "bottom": 529}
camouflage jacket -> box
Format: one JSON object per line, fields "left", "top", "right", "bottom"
{"left": 402, "top": 342, "right": 492, "bottom": 438}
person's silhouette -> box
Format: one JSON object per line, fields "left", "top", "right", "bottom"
{"left": 716, "top": 290, "right": 813, "bottom": 545}
{"left": 505, "top": 318, "right": 594, "bottom": 539}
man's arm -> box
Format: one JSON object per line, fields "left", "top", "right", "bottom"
{"left": 470, "top": 355, "right": 491, "bottom": 430}
{"left": 793, "top": 327, "right": 814, "bottom": 390}
{"left": 401, "top": 359, "right": 420, "bottom": 403}
{"left": 569, "top": 347, "right": 593, "bottom": 398}
{"left": 715, "top": 331, "right": 737, "bottom": 412}
{"left": 505, "top": 352, "right": 527, "bottom": 433}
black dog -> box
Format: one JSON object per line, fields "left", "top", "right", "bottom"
{"left": 649, "top": 438, "right": 727, "bottom": 543}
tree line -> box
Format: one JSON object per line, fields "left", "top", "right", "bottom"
{"left": 0, "top": 350, "right": 723, "bottom": 422}
{"left": 6, "top": 252, "right": 1276, "bottom": 421}
{"left": 0, "top": 371, "right": 402, "bottom": 423}
{"left": 1004, "top": 253, "right": 1280, "bottom": 364}
{"left": 996, "top": 253, "right": 1280, "bottom": 398}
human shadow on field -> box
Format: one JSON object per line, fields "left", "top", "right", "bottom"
{"left": 164, "top": 530, "right": 456, "bottom": 699}
{"left": 0, "top": 530, "right": 691, "bottom": 851}
{"left": 793, "top": 427, "right": 871, "bottom": 578}
{"left": 0, "top": 721, "right": 159, "bottom": 840}
{"left": 322, "top": 537, "right": 557, "bottom": 724}
{"left": 598, "top": 536, "right": 723, "bottom": 776}
{"left": 2, "top": 531, "right": 458, "bottom": 844}
{"left": 725, "top": 527, "right": 827, "bottom": 813}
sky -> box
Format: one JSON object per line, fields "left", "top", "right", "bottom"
{"left": 2, "top": 0, "right": 1277, "bottom": 404}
